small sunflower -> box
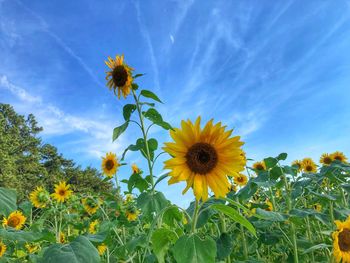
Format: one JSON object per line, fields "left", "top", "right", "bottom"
{"left": 320, "top": 153, "right": 333, "bottom": 166}
{"left": 132, "top": 163, "right": 140, "bottom": 174}
{"left": 101, "top": 152, "right": 119, "bottom": 178}
{"left": 2, "top": 211, "right": 26, "bottom": 230}
{"left": 333, "top": 216, "right": 350, "bottom": 262}
{"left": 234, "top": 174, "right": 248, "bottom": 186}
{"left": 163, "top": 117, "right": 246, "bottom": 201}
{"left": 313, "top": 203, "right": 322, "bottom": 212}
{"left": 82, "top": 198, "right": 100, "bottom": 215}
{"left": 125, "top": 208, "right": 140, "bottom": 222}
{"left": 59, "top": 232, "right": 66, "bottom": 244}
{"left": 97, "top": 243, "right": 107, "bottom": 255}
{"left": 105, "top": 55, "right": 134, "bottom": 99}
{"left": 301, "top": 158, "right": 317, "bottom": 173}
{"left": 331, "top": 151, "right": 348, "bottom": 163}
{"left": 89, "top": 220, "right": 99, "bottom": 234}
{"left": 291, "top": 160, "right": 303, "bottom": 172}
{"left": 51, "top": 182, "right": 73, "bottom": 203}
{"left": 252, "top": 161, "right": 266, "bottom": 172}
{"left": 124, "top": 194, "right": 134, "bottom": 204}
{"left": 29, "top": 186, "right": 50, "bottom": 208}
{"left": 0, "top": 241, "right": 6, "bottom": 257}
{"left": 25, "top": 243, "right": 40, "bottom": 254}
{"left": 265, "top": 201, "right": 273, "bottom": 211}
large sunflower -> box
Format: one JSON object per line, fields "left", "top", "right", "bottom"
{"left": 2, "top": 211, "right": 26, "bottom": 230}
{"left": 331, "top": 151, "right": 348, "bottom": 163}
{"left": 105, "top": 55, "right": 134, "bottom": 99}
{"left": 51, "top": 182, "right": 73, "bottom": 203}
{"left": 101, "top": 152, "right": 119, "bottom": 178}
{"left": 333, "top": 216, "right": 350, "bottom": 262}
{"left": 29, "top": 186, "right": 50, "bottom": 208}
{"left": 234, "top": 174, "right": 248, "bottom": 186}
{"left": 163, "top": 117, "right": 246, "bottom": 201}
{"left": 301, "top": 158, "right": 317, "bottom": 173}
{"left": 320, "top": 153, "right": 333, "bottom": 166}
{"left": 0, "top": 241, "right": 6, "bottom": 257}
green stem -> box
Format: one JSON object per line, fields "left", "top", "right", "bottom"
{"left": 132, "top": 89, "right": 155, "bottom": 192}
{"left": 236, "top": 197, "right": 248, "bottom": 259}
{"left": 191, "top": 199, "right": 200, "bottom": 233}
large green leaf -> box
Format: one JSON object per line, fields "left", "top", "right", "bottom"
{"left": 255, "top": 208, "right": 287, "bottom": 222}
{"left": 210, "top": 204, "right": 256, "bottom": 236}
{"left": 0, "top": 187, "right": 17, "bottom": 216}
{"left": 140, "top": 89, "right": 163, "bottom": 103}
{"left": 123, "top": 104, "right": 136, "bottom": 121}
{"left": 151, "top": 228, "right": 177, "bottom": 263}
{"left": 41, "top": 236, "right": 99, "bottom": 263}
{"left": 172, "top": 234, "right": 216, "bottom": 263}
{"left": 143, "top": 108, "right": 172, "bottom": 130}
{"left": 0, "top": 229, "right": 45, "bottom": 242}
{"left": 216, "top": 233, "right": 233, "bottom": 260}
{"left": 137, "top": 192, "right": 169, "bottom": 218}
{"left": 112, "top": 121, "right": 129, "bottom": 141}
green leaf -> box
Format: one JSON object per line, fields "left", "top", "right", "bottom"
{"left": 151, "top": 228, "right": 177, "bottom": 263}
{"left": 85, "top": 231, "right": 108, "bottom": 243}
{"left": 113, "top": 122, "right": 129, "bottom": 141}
{"left": 126, "top": 234, "right": 147, "bottom": 252}
{"left": 41, "top": 236, "right": 100, "bottom": 263}
{"left": 143, "top": 108, "right": 172, "bottom": 130}
{"left": 210, "top": 204, "right": 256, "bottom": 236}
{"left": 121, "top": 142, "right": 142, "bottom": 160}
{"left": 128, "top": 173, "right": 149, "bottom": 192}
{"left": 0, "top": 187, "right": 17, "bottom": 216}
{"left": 133, "top": 73, "right": 145, "bottom": 79}
{"left": 277, "top": 153, "right": 288, "bottom": 161}
{"left": 137, "top": 192, "right": 169, "bottom": 218}
{"left": 301, "top": 243, "right": 331, "bottom": 254}
{"left": 263, "top": 157, "right": 278, "bottom": 169}
{"left": 162, "top": 206, "right": 183, "bottom": 227}
{"left": 216, "top": 233, "right": 233, "bottom": 260}
{"left": 123, "top": 104, "right": 136, "bottom": 121}
{"left": 269, "top": 166, "right": 283, "bottom": 180}
{"left": 255, "top": 208, "right": 287, "bottom": 222}
{"left": 154, "top": 173, "right": 169, "bottom": 188}
{"left": 148, "top": 138, "right": 158, "bottom": 152}
{"left": 140, "top": 89, "right": 163, "bottom": 103}
{"left": 172, "top": 234, "right": 216, "bottom": 263}
{"left": 0, "top": 229, "right": 44, "bottom": 242}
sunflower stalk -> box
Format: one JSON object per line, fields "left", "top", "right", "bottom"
{"left": 191, "top": 199, "right": 200, "bottom": 233}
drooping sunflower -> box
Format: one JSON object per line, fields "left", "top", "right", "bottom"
{"left": 252, "top": 161, "right": 266, "bottom": 172}
{"left": 89, "top": 220, "right": 99, "bottom": 234}
{"left": 105, "top": 55, "right": 134, "bottom": 99}
{"left": 51, "top": 182, "right": 73, "bottom": 203}
{"left": 97, "top": 244, "right": 107, "bottom": 255}
{"left": 2, "top": 211, "right": 26, "bottom": 230}
{"left": 301, "top": 158, "right": 317, "bottom": 173}
{"left": 234, "top": 174, "right": 248, "bottom": 186}
{"left": 291, "top": 160, "right": 303, "bottom": 172}
{"left": 131, "top": 163, "right": 140, "bottom": 174}
{"left": 101, "top": 152, "right": 119, "bottom": 178}
{"left": 333, "top": 216, "right": 350, "bottom": 262}
{"left": 29, "top": 186, "right": 50, "bottom": 208}
{"left": 0, "top": 241, "right": 6, "bottom": 257}
{"left": 25, "top": 243, "right": 40, "bottom": 254}
{"left": 163, "top": 117, "right": 246, "bottom": 201}
{"left": 82, "top": 198, "right": 100, "bottom": 215}
{"left": 320, "top": 153, "right": 333, "bottom": 166}
{"left": 125, "top": 207, "right": 140, "bottom": 222}
{"left": 331, "top": 151, "right": 348, "bottom": 163}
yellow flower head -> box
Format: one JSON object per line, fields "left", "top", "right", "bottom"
{"left": 82, "top": 198, "right": 100, "bottom": 215}
{"left": 105, "top": 55, "right": 134, "bottom": 99}
{"left": 2, "top": 211, "right": 26, "bottom": 230}
{"left": 291, "top": 160, "right": 303, "bottom": 172}
{"left": 59, "top": 232, "right": 66, "bottom": 244}
{"left": 0, "top": 241, "right": 6, "bottom": 257}
{"left": 124, "top": 194, "right": 134, "bottom": 203}
{"left": 29, "top": 186, "right": 50, "bottom": 208}
{"left": 252, "top": 161, "right": 266, "bottom": 172}
{"left": 265, "top": 201, "right": 273, "bottom": 211}
{"left": 230, "top": 184, "right": 238, "bottom": 192}
{"left": 51, "top": 182, "right": 73, "bottom": 203}
{"left": 163, "top": 117, "right": 246, "bottom": 201}
{"left": 132, "top": 163, "right": 140, "bottom": 174}
{"left": 333, "top": 216, "right": 350, "bottom": 262}
{"left": 301, "top": 158, "right": 317, "bottom": 173}
{"left": 97, "top": 243, "right": 107, "bottom": 255}
{"left": 234, "top": 174, "right": 248, "bottom": 186}
{"left": 25, "top": 243, "right": 40, "bottom": 254}
{"left": 313, "top": 203, "right": 322, "bottom": 212}
{"left": 125, "top": 208, "right": 140, "bottom": 222}
{"left": 331, "top": 151, "right": 348, "bottom": 163}
{"left": 101, "top": 152, "right": 119, "bottom": 178}
{"left": 89, "top": 220, "right": 99, "bottom": 234}
{"left": 320, "top": 153, "right": 333, "bottom": 166}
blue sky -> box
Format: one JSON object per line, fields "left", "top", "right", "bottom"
{"left": 1, "top": 0, "right": 350, "bottom": 207}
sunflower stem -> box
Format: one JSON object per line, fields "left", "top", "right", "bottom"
{"left": 132, "top": 89, "right": 155, "bottom": 193}
{"left": 236, "top": 196, "right": 248, "bottom": 260}
{"left": 191, "top": 199, "right": 200, "bottom": 233}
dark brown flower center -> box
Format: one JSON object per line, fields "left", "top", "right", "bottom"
{"left": 105, "top": 160, "right": 115, "bottom": 171}
{"left": 339, "top": 229, "right": 350, "bottom": 252}
{"left": 306, "top": 165, "right": 313, "bottom": 171}
{"left": 112, "top": 65, "right": 128, "bottom": 87}
{"left": 238, "top": 177, "right": 244, "bottom": 182}
{"left": 8, "top": 216, "right": 20, "bottom": 227}
{"left": 256, "top": 164, "right": 264, "bottom": 170}
{"left": 334, "top": 155, "right": 343, "bottom": 161}
{"left": 323, "top": 157, "right": 332, "bottom": 164}
{"left": 59, "top": 189, "right": 66, "bottom": 196}
{"left": 186, "top": 143, "right": 218, "bottom": 175}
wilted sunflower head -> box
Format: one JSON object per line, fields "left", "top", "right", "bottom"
{"left": 2, "top": 210, "right": 26, "bottom": 230}
{"left": 88, "top": 220, "right": 99, "bottom": 234}
{"left": 105, "top": 55, "right": 134, "bottom": 99}
{"left": 331, "top": 151, "right": 348, "bottom": 163}
{"left": 102, "top": 152, "right": 119, "bottom": 178}
{"left": 291, "top": 160, "right": 302, "bottom": 172}
{"left": 252, "top": 161, "right": 266, "bottom": 172}
{"left": 320, "top": 153, "right": 333, "bottom": 166}
{"left": 333, "top": 216, "right": 350, "bottom": 262}
{"left": 29, "top": 186, "right": 50, "bottom": 208}
{"left": 0, "top": 241, "right": 7, "bottom": 257}
{"left": 97, "top": 244, "right": 107, "bottom": 255}
{"left": 301, "top": 158, "right": 317, "bottom": 173}
{"left": 234, "top": 174, "right": 248, "bottom": 186}
{"left": 51, "top": 182, "right": 73, "bottom": 203}
{"left": 163, "top": 117, "right": 246, "bottom": 201}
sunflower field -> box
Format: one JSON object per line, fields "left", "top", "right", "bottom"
{"left": 1, "top": 55, "right": 350, "bottom": 263}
